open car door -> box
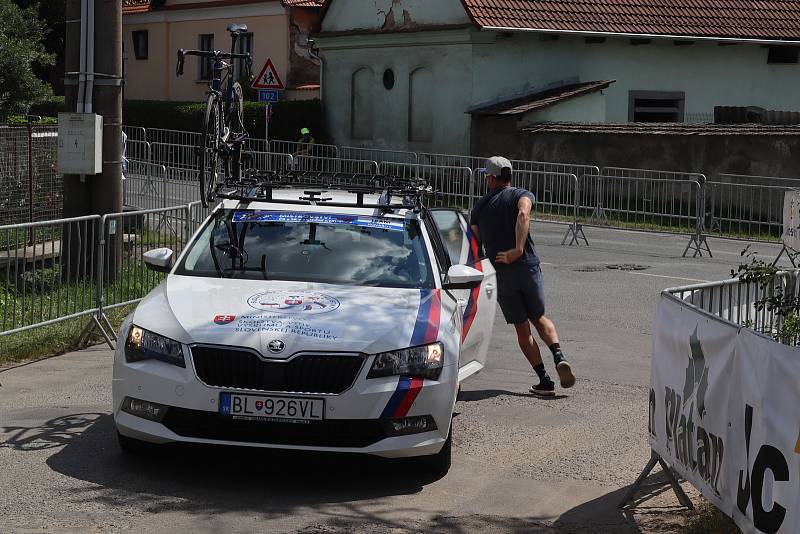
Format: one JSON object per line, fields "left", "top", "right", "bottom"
{"left": 429, "top": 209, "right": 497, "bottom": 382}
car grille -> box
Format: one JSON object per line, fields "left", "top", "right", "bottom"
{"left": 161, "top": 407, "right": 387, "bottom": 448}
{"left": 191, "top": 347, "right": 364, "bottom": 394}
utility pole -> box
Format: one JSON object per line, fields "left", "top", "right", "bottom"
{"left": 63, "top": 0, "right": 123, "bottom": 218}
{"left": 63, "top": 0, "right": 123, "bottom": 280}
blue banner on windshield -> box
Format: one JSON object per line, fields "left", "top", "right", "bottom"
{"left": 232, "top": 211, "right": 405, "bottom": 232}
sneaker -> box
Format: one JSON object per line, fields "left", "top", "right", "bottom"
{"left": 554, "top": 355, "right": 576, "bottom": 389}
{"left": 530, "top": 378, "right": 555, "bottom": 396}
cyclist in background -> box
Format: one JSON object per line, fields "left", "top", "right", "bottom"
{"left": 295, "top": 127, "right": 316, "bottom": 170}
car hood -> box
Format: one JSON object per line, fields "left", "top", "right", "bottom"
{"left": 132, "top": 275, "right": 450, "bottom": 358}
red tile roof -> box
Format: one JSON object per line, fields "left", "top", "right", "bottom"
{"left": 123, "top": 0, "right": 325, "bottom": 15}
{"left": 461, "top": 0, "right": 800, "bottom": 41}
{"left": 470, "top": 80, "right": 615, "bottom": 115}
{"left": 122, "top": 0, "right": 151, "bottom": 15}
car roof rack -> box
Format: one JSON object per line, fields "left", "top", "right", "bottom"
{"left": 214, "top": 170, "right": 433, "bottom": 213}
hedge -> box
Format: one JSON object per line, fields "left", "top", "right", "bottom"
{"left": 123, "top": 99, "right": 325, "bottom": 141}
{"left": 24, "top": 96, "right": 326, "bottom": 142}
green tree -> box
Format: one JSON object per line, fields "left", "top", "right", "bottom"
{"left": 13, "top": 0, "right": 65, "bottom": 94}
{"left": 0, "top": 0, "right": 54, "bottom": 120}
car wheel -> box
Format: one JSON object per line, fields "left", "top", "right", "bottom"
{"left": 117, "top": 431, "right": 151, "bottom": 454}
{"left": 418, "top": 424, "right": 452, "bottom": 476}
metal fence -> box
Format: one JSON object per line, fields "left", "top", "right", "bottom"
{"left": 0, "top": 125, "right": 61, "bottom": 226}
{"left": 268, "top": 139, "right": 339, "bottom": 159}
{"left": 666, "top": 270, "right": 800, "bottom": 342}
{"left": 705, "top": 181, "right": 793, "bottom": 242}
{"left": 378, "top": 162, "right": 474, "bottom": 209}
{"left": 1, "top": 215, "right": 100, "bottom": 337}
{"left": 340, "top": 146, "right": 418, "bottom": 165}
{"left": 295, "top": 156, "right": 378, "bottom": 174}
{"left": 1, "top": 203, "right": 207, "bottom": 345}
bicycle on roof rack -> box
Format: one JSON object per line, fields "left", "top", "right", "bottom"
{"left": 176, "top": 24, "right": 254, "bottom": 208}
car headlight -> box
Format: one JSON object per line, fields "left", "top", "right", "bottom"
{"left": 125, "top": 325, "right": 186, "bottom": 367}
{"left": 367, "top": 342, "right": 444, "bottom": 380}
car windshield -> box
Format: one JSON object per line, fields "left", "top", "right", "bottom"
{"left": 174, "top": 209, "right": 434, "bottom": 288}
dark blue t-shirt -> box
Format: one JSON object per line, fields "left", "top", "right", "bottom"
{"left": 469, "top": 186, "right": 540, "bottom": 268}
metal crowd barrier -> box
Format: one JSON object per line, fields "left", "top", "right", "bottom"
{"left": 705, "top": 181, "right": 792, "bottom": 242}
{"left": 249, "top": 151, "right": 294, "bottom": 173}
{"left": 472, "top": 168, "right": 587, "bottom": 246}
{"left": 1, "top": 215, "right": 100, "bottom": 337}
{"left": 122, "top": 125, "right": 147, "bottom": 142}
{"left": 582, "top": 174, "right": 709, "bottom": 257}
{"left": 340, "top": 146, "right": 418, "bottom": 165}
{"left": 295, "top": 155, "right": 378, "bottom": 175}
{"left": 601, "top": 166, "right": 706, "bottom": 182}
{"left": 125, "top": 139, "right": 151, "bottom": 162}
{"left": 124, "top": 160, "right": 167, "bottom": 211}
{"left": 268, "top": 139, "right": 339, "bottom": 159}
{"left": 145, "top": 127, "right": 200, "bottom": 147}
{"left": 666, "top": 271, "right": 800, "bottom": 341}
{"left": 378, "top": 162, "right": 473, "bottom": 210}
{"left": 151, "top": 142, "right": 198, "bottom": 170}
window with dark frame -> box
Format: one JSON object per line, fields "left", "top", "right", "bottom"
{"left": 199, "top": 33, "right": 214, "bottom": 80}
{"left": 628, "top": 91, "right": 685, "bottom": 122}
{"left": 767, "top": 46, "right": 799, "bottom": 64}
{"left": 237, "top": 32, "right": 253, "bottom": 78}
{"left": 132, "top": 30, "right": 148, "bottom": 60}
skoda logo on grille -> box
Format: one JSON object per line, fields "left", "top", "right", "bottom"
{"left": 267, "top": 339, "right": 285, "bottom": 354}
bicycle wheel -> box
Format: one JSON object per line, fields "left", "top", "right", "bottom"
{"left": 198, "top": 94, "right": 222, "bottom": 208}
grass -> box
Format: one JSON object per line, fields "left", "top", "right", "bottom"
{"left": 0, "top": 304, "right": 135, "bottom": 365}
{"left": 684, "top": 501, "right": 741, "bottom": 534}
{"left": 1, "top": 228, "right": 179, "bottom": 365}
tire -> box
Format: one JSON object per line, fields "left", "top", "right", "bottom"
{"left": 117, "top": 431, "right": 152, "bottom": 455}
{"left": 198, "top": 94, "right": 222, "bottom": 208}
{"left": 417, "top": 424, "right": 452, "bottom": 477}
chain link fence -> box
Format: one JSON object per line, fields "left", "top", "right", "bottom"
{"left": 0, "top": 125, "right": 61, "bottom": 226}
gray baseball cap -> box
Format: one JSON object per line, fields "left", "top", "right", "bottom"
{"left": 484, "top": 156, "right": 512, "bottom": 177}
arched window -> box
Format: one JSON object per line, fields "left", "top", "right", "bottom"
{"left": 408, "top": 68, "right": 433, "bottom": 142}
{"left": 351, "top": 67, "right": 374, "bottom": 140}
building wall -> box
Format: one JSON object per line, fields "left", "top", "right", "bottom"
{"left": 472, "top": 122, "right": 800, "bottom": 180}
{"left": 322, "top": 0, "right": 470, "bottom": 32}
{"left": 318, "top": 30, "right": 474, "bottom": 153}
{"left": 472, "top": 34, "right": 800, "bottom": 123}
{"left": 123, "top": 2, "right": 289, "bottom": 102}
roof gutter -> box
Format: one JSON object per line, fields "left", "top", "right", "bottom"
{"left": 479, "top": 26, "right": 800, "bottom": 46}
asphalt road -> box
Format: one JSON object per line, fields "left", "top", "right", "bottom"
{"left": 0, "top": 222, "right": 783, "bottom": 533}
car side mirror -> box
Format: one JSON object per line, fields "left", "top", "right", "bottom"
{"left": 443, "top": 264, "right": 484, "bottom": 290}
{"left": 143, "top": 248, "right": 174, "bottom": 273}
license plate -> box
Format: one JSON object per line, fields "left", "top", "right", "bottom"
{"left": 219, "top": 392, "right": 324, "bottom": 423}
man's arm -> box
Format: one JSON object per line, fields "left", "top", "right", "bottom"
{"left": 495, "top": 196, "right": 532, "bottom": 264}
{"left": 470, "top": 224, "right": 480, "bottom": 242}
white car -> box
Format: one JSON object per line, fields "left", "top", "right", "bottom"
{"left": 113, "top": 185, "right": 497, "bottom": 474}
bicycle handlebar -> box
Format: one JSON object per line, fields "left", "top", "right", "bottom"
{"left": 176, "top": 48, "right": 253, "bottom": 78}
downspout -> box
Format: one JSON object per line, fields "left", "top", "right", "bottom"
{"left": 85, "top": 0, "right": 95, "bottom": 113}
{"left": 77, "top": 0, "right": 87, "bottom": 112}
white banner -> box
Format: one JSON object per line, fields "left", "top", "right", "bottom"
{"left": 650, "top": 295, "right": 800, "bottom": 534}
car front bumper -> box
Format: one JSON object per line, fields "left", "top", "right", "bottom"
{"left": 112, "top": 347, "right": 457, "bottom": 458}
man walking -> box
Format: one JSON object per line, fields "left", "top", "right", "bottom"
{"left": 470, "top": 156, "right": 575, "bottom": 396}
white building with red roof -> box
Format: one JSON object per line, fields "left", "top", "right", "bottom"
{"left": 315, "top": 0, "right": 800, "bottom": 154}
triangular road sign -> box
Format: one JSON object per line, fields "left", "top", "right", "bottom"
{"left": 252, "top": 58, "right": 284, "bottom": 90}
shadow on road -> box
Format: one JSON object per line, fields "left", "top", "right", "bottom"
{"left": 1, "top": 412, "right": 688, "bottom": 532}
{"left": 33, "top": 413, "right": 444, "bottom": 513}
{"left": 458, "top": 389, "right": 569, "bottom": 401}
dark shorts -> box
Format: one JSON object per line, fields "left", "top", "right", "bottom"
{"left": 496, "top": 262, "right": 546, "bottom": 324}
